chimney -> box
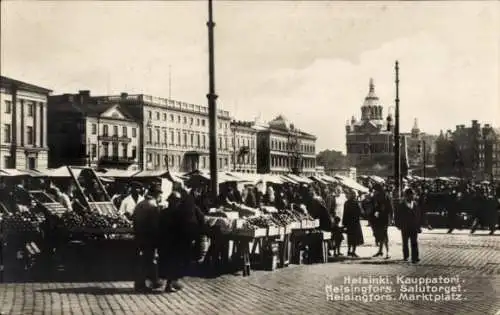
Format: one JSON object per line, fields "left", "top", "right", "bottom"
{"left": 78, "top": 90, "right": 90, "bottom": 104}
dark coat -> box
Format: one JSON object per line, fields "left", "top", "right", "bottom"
{"left": 308, "top": 196, "right": 333, "bottom": 231}
{"left": 133, "top": 197, "right": 160, "bottom": 246}
{"left": 395, "top": 201, "right": 422, "bottom": 232}
{"left": 371, "top": 192, "right": 392, "bottom": 228}
{"left": 342, "top": 199, "right": 364, "bottom": 246}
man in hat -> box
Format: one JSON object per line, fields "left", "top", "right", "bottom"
{"left": 394, "top": 188, "right": 422, "bottom": 263}
{"left": 132, "top": 184, "right": 163, "bottom": 292}
{"left": 119, "top": 181, "right": 144, "bottom": 220}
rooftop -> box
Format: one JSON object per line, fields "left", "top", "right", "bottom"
{"left": 0, "top": 76, "right": 52, "bottom": 94}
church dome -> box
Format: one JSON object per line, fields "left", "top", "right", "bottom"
{"left": 269, "top": 114, "right": 290, "bottom": 130}
{"left": 363, "top": 78, "right": 380, "bottom": 107}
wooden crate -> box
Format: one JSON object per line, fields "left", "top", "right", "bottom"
{"left": 232, "top": 228, "right": 267, "bottom": 238}
{"left": 267, "top": 226, "right": 280, "bottom": 237}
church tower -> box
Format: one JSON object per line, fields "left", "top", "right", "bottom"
{"left": 411, "top": 118, "right": 420, "bottom": 138}
{"left": 361, "top": 78, "right": 383, "bottom": 121}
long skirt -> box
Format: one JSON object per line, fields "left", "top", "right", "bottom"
{"left": 346, "top": 223, "right": 364, "bottom": 247}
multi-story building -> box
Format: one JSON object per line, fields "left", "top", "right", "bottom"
{"left": 483, "top": 126, "right": 500, "bottom": 180}
{"left": 345, "top": 79, "right": 395, "bottom": 176}
{"left": 229, "top": 120, "right": 257, "bottom": 173}
{"left": 256, "top": 115, "right": 317, "bottom": 176}
{"left": 87, "top": 93, "right": 232, "bottom": 173}
{"left": 435, "top": 120, "right": 494, "bottom": 179}
{"left": 0, "top": 76, "right": 51, "bottom": 169}
{"left": 47, "top": 91, "right": 140, "bottom": 169}
{"left": 404, "top": 118, "right": 438, "bottom": 171}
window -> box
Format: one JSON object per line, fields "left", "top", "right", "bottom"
{"left": 170, "top": 114, "right": 174, "bottom": 122}
{"left": 122, "top": 126, "right": 127, "bottom": 137}
{"left": 132, "top": 146, "right": 137, "bottom": 159}
{"left": 132, "top": 128, "right": 137, "bottom": 138}
{"left": 219, "top": 137, "right": 222, "bottom": 149}
{"left": 27, "top": 103, "right": 34, "bottom": 117}
{"left": 156, "top": 112, "right": 160, "bottom": 120}
{"left": 148, "top": 111, "right": 152, "bottom": 119}
{"left": 190, "top": 134, "right": 194, "bottom": 146}
{"left": 91, "top": 124, "right": 97, "bottom": 135}
{"left": 91, "top": 144, "right": 97, "bottom": 158}
{"left": 177, "top": 115, "right": 181, "bottom": 123}
{"left": 197, "top": 134, "right": 200, "bottom": 147}
{"left": 190, "top": 117, "right": 194, "bottom": 125}
{"left": 122, "top": 143, "right": 128, "bottom": 157}
{"left": 3, "top": 156, "right": 10, "bottom": 168}
{"left": 147, "top": 153, "right": 152, "bottom": 162}
{"left": 103, "top": 125, "right": 109, "bottom": 136}
{"left": 26, "top": 126, "right": 34, "bottom": 145}
{"left": 103, "top": 142, "right": 109, "bottom": 156}
{"left": 112, "top": 143, "right": 119, "bottom": 157}
{"left": 183, "top": 133, "right": 187, "bottom": 145}
{"left": 163, "top": 113, "right": 167, "bottom": 121}
{"left": 225, "top": 138, "right": 228, "bottom": 150}
{"left": 219, "top": 158, "right": 222, "bottom": 168}
{"left": 156, "top": 129, "right": 160, "bottom": 144}
{"left": 113, "top": 125, "right": 118, "bottom": 136}
{"left": 163, "top": 130, "right": 167, "bottom": 144}
{"left": 197, "top": 118, "right": 200, "bottom": 126}
{"left": 201, "top": 119, "right": 206, "bottom": 127}
{"left": 4, "top": 101, "right": 12, "bottom": 114}
{"left": 147, "top": 128, "right": 152, "bottom": 143}
{"left": 3, "top": 124, "right": 11, "bottom": 143}
{"left": 183, "top": 116, "right": 187, "bottom": 124}
{"left": 170, "top": 131, "right": 174, "bottom": 144}
{"left": 224, "top": 158, "right": 228, "bottom": 167}
{"left": 202, "top": 156, "right": 206, "bottom": 168}
{"left": 177, "top": 132, "right": 181, "bottom": 145}
{"left": 203, "top": 135, "right": 206, "bottom": 148}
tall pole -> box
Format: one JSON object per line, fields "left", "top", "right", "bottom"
{"left": 423, "top": 140, "right": 426, "bottom": 180}
{"left": 207, "top": 0, "right": 219, "bottom": 200}
{"left": 394, "top": 61, "right": 401, "bottom": 199}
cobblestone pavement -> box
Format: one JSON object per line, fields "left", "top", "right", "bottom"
{"left": 1, "top": 225, "right": 499, "bottom": 315}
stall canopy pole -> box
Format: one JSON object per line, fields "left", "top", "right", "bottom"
{"left": 207, "top": 0, "right": 219, "bottom": 200}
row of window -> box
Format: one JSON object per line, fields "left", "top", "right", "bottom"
{"left": 88, "top": 143, "right": 138, "bottom": 160}
{"left": 146, "top": 110, "right": 229, "bottom": 130}
{"left": 270, "top": 156, "right": 315, "bottom": 169}
{"left": 271, "top": 139, "right": 315, "bottom": 153}
{"left": 146, "top": 153, "right": 230, "bottom": 170}
{"left": 3, "top": 100, "right": 39, "bottom": 117}
{"left": 90, "top": 123, "right": 137, "bottom": 138}
{"left": 145, "top": 129, "right": 256, "bottom": 151}
{"left": 2, "top": 124, "right": 36, "bottom": 145}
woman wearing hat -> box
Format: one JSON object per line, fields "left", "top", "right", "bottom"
{"left": 342, "top": 189, "right": 364, "bottom": 257}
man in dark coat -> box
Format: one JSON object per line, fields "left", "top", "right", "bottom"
{"left": 395, "top": 188, "right": 421, "bottom": 263}
{"left": 371, "top": 185, "right": 393, "bottom": 259}
{"left": 447, "top": 190, "right": 462, "bottom": 234}
{"left": 158, "top": 184, "right": 205, "bottom": 292}
{"left": 133, "top": 185, "right": 163, "bottom": 292}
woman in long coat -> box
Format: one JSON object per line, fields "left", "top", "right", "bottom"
{"left": 342, "top": 189, "right": 364, "bottom": 257}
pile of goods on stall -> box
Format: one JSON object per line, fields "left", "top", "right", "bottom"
{"left": 60, "top": 211, "right": 132, "bottom": 232}
{"left": 0, "top": 211, "right": 44, "bottom": 235}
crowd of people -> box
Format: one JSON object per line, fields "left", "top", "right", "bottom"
{"left": 1, "top": 173, "right": 498, "bottom": 292}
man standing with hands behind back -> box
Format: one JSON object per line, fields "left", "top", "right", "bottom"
{"left": 395, "top": 188, "right": 422, "bottom": 263}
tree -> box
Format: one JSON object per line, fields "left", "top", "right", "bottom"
{"left": 316, "top": 150, "right": 348, "bottom": 170}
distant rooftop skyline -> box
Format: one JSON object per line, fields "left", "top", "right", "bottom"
{"left": 1, "top": 1, "right": 498, "bottom": 152}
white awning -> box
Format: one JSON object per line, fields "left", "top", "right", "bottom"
{"left": 334, "top": 175, "right": 369, "bottom": 193}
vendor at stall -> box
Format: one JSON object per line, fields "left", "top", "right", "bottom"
{"left": 119, "top": 182, "right": 145, "bottom": 220}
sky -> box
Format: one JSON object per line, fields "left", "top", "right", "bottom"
{"left": 1, "top": 1, "right": 499, "bottom": 153}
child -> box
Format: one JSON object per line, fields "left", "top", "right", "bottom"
{"left": 332, "top": 216, "right": 344, "bottom": 257}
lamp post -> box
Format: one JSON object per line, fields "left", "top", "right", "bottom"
{"left": 394, "top": 61, "right": 401, "bottom": 200}
{"left": 207, "top": 0, "right": 218, "bottom": 200}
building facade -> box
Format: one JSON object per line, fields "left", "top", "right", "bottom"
{"left": 86, "top": 93, "right": 232, "bottom": 173}
{"left": 345, "top": 79, "right": 395, "bottom": 176}
{"left": 403, "top": 118, "right": 438, "bottom": 173}
{"left": 230, "top": 120, "right": 257, "bottom": 173}
{"left": 256, "top": 115, "right": 316, "bottom": 176}
{"left": 48, "top": 92, "right": 140, "bottom": 169}
{"left": 0, "top": 76, "right": 51, "bottom": 170}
